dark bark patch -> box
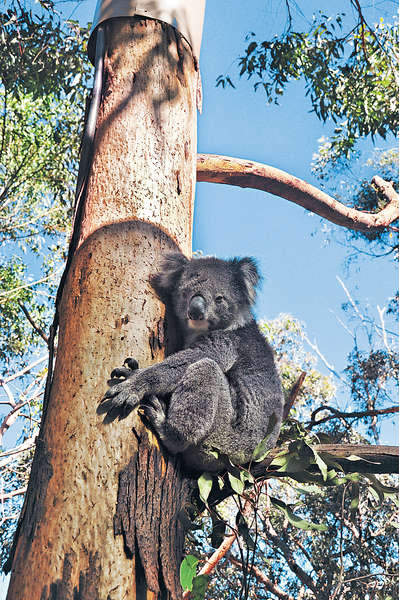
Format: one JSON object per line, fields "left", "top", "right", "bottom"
{"left": 114, "top": 431, "right": 194, "bottom": 599}
{"left": 149, "top": 317, "right": 165, "bottom": 359}
{"left": 40, "top": 551, "right": 100, "bottom": 600}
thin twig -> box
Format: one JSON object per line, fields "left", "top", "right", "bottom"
{"left": 351, "top": 0, "right": 369, "bottom": 61}
{"left": 18, "top": 300, "right": 49, "bottom": 344}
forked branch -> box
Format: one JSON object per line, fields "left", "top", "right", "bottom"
{"left": 197, "top": 154, "right": 399, "bottom": 233}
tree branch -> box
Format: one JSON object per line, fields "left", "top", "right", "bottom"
{"left": 18, "top": 300, "right": 49, "bottom": 345}
{"left": 197, "top": 154, "right": 399, "bottom": 233}
{"left": 261, "top": 517, "right": 318, "bottom": 595}
{"left": 251, "top": 444, "right": 399, "bottom": 477}
{"left": 0, "top": 487, "right": 27, "bottom": 502}
{"left": 3, "top": 355, "right": 47, "bottom": 384}
{"left": 229, "top": 556, "right": 295, "bottom": 600}
{"left": 309, "top": 405, "right": 399, "bottom": 428}
{"left": 182, "top": 499, "right": 252, "bottom": 599}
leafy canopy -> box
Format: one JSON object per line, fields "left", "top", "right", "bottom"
{"left": 218, "top": 5, "right": 399, "bottom": 162}
{"left": 0, "top": 2, "right": 90, "bottom": 367}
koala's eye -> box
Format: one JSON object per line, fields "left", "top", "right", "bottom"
{"left": 215, "top": 295, "right": 224, "bottom": 304}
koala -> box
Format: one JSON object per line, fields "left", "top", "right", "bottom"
{"left": 99, "top": 253, "right": 284, "bottom": 473}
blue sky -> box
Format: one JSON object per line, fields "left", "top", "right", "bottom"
{"left": 195, "top": 0, "right": 398, "bottom": 440}
{"left": 1, "top": 0, "right": 398, "bottom": 595}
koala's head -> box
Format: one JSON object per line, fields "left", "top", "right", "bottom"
{"left": 150, "top": 253, "right": 260, "bottom": 336}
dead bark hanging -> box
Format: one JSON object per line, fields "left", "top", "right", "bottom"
{"left": 197, "top": 154, "right": 399, "bottom": 232}
{"left": 114, "top": 431, "right": 194, "bottom": 598}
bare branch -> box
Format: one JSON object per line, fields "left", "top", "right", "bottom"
{"left": 0, "top": 380, "right": 15, "bottom": 406}
{"left": 304, "top": 334, "right": 346, "bottom": 384}
{"left": 309, "top": 405, "right": 399, "bottom": 428}
{"left": 0, "top": 267, "right": 63, "bottom": 298}
{"left": 0, "top": 437, "right": 36, "bottom": 466}
{"left": 229, "top": 556, "right": 295, "bottom": 600}
{"left": 0, "top": 487, "right": 27, "bottom": 502}
{"left": 0, "top": 398, "right": 33, "bottom": 443}
{"left": 17, "top": 300, "right": 49, "bottom": 345}
{"left": 3, "top": 355, "right": 47, "bottom": 384}
{"left": 197, "top": 155, "right": 399, "bottom": 233}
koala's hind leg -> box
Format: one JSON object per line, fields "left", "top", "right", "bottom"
{"left": 143, "top": 358, "right": 233, "bottom": 455}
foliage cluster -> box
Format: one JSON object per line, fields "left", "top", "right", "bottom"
{"left": 0, "top": 1, "right": 90, "bottom": 369}
{"left": 218, "top": 6, "right": 399, "bottom": 163}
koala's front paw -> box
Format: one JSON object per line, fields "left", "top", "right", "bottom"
{"left": 98, "top": 360, "right": 141, "bottom": 423}
{"left": 140, "top": 395, "right": 166, "bottom": 430}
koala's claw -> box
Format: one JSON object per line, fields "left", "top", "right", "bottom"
{"left": 98, "top": 364, "right": 142, "bottom": 422}
{"left": 140, "top": 396, "right": 166, "bottom": 428}
{"left": 124, "top": 357, "right": 139, "bottom": 370}
{"left": 109, "top": 357, "right": 139, "bottom": 381}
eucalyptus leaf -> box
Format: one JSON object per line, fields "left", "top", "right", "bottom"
{"left": 311, "top": 448, "right": 328, "bottom": 481}
{"left": 270, "top": 497, "right": 328, "bottom": 531}
{"left": 228, "top": 472, "right": 245, "bottom": 495}
{"left": 192, "top": 574, "right": 209, "bottom": 600}
{"left": 180, "top": 555, "right": 198, "bottom": 591}
{"left": 198, "top": 473, "right": 213, "bottom": 504}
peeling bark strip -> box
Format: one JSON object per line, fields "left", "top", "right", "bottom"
{"left": 114, "top": 434, "right": 193, "bottom": 599}
{"left": 197, "top": 154, "right": 399, "bottom": 232}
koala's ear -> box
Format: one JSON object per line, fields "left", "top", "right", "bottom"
{"left": 150, "top": 252, "right": 189, "bottom": 300}
{"left": 235, "top": 257, "right": 260, "bottom": 305}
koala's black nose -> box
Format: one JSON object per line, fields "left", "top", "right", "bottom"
{"left": 188, "top": 295, "right": 206, "bottom": 321}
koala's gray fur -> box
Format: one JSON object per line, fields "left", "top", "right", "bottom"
{"left": 99, "top": 253, "right": 284, "bottom": 473}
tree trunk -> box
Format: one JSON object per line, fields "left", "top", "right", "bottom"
{"left": 6, "top": 17, "right": 197, "bottom": 600}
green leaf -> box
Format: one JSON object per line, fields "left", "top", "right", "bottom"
{"left": 228, "top": 472, "right": 245, "bottom": 495}
{"left": 252, "top": 436, "right": 273, "bottom": 462}
{"left": 180, "top": 555, "right": 199, "bottom": 591}
{"left": 192, "top": 574, "right": 209, "bottom": 600}
{"left": 210, "top": 518, "right": 226, "bottom": 548}
{"left": 240, "top": 468, "right": 254, "bottom": 484}
{"left": 251, "top": 413, "right": 278, "bottom": 462}
{"left": 311, "top": 448, "right": 328, "bottom": 481}
{"left": 270, "top": 497, "right": 328, "bottom": 531}
{"left": 197, "top": 473, "right": 213, "bottom": 504}
{"left": 208, "top": 450, "right": 219, "bottom": 459}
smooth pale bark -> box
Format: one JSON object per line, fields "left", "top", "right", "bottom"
{"left": 7, "top": 18, "right": 197, "bottom": 600}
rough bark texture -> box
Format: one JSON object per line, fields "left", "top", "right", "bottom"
{"left": 7, "top": 17, "right": 197, "bottom": 600}
{"left": 197, "top": 154, "right": 399, "bottom": 232}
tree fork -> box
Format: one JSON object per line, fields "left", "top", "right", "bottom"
{"left": 6, "top": 17, "right": 197, "bottom": 600}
